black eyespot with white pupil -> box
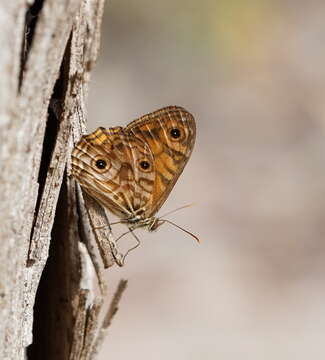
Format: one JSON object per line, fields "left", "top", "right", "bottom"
{"left": 170, "top": 128, "right": 181, "bottom": 139}
{"left": 139, "top": 160, "right": 150, "bottom": 170}
{"left": 95, "top": 159, "right": 107, "bottom": 169}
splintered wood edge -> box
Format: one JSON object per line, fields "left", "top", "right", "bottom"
{"left": 90, "top": 279, "right": 128, "bottom": 359}
{"left": 28, "top": 117, "right": 71, "bottom": 264}
{"left": 76, "top": 185, "right": 109, "bottom": 294}
{"left": 70, "top": 290, "right": 103, "bottom": 360}
{"left": 102, "top": 279, "right": 128, "bottom": 329}
{"left": 67, "top": 1, "right": 128, "bottom": 358}
{"left": 81, "top": 191, "right": 118, "bottom": 268}
{"left": 74, "top": 244, "right": 104, "bottom": 360}
{"left": 23, "top": 113, "right": 72, "bottom": 345}
{"left": 80, "top": 299, "right": 103, "bottom": 360}
{"left": 19, "top": 0, "right": 81, "bottom": 194}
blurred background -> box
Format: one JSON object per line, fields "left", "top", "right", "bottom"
{"left": 88, "top": 1, "right": 325, "bottom": 359}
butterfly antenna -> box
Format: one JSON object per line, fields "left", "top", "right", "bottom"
{"left": 159, "top": 203, "right": 195, "bottom": 218}
{"left": 162, "top": 219, "right": 200, "bottom": 243}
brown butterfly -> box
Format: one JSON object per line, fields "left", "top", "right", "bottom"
{"left": 71, "top": 106, "right": 196, "bottom": 241}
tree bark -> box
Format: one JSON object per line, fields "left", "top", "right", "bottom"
{"left": 0, "top": 1, "right": 122, "bottom": 359}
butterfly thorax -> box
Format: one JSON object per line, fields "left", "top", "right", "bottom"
{"left": 124, "top": 215, "right": 161, "bottom": 231}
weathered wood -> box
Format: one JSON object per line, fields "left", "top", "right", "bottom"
{"left": 81, "top": 191, "right": 119, "bottom": 268}
{"left": 0, "top": 1, "right": 125, "bottom": 358}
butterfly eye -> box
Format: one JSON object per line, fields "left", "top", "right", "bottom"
{"left": 95, "top": 159, "right": 107, "bottom": 169}
{"left": 138, "top": 159, "right": 152, "bottom": 172}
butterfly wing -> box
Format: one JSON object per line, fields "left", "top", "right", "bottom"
{"left": 126, "top": 106, "right": 196, "bottom": 217}
{"left": 71, "top": 126, "right": 155, "bottom": 219}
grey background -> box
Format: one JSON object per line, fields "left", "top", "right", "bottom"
{"left": 87, "top": 1, "right": 325, "bottom": 359}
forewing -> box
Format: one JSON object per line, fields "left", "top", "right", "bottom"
{"left": 126, "top": 106, "right": 196, "bottom": 217}
{"left": 71, "top": 127, "right": 155, "bottom": 219}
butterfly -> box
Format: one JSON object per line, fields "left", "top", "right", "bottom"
{"left": 71, "top": 106, "right": 196, "bottom": 242}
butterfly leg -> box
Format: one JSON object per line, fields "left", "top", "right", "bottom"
{"left": 120, "top": 228, "right": 141, "bottom": 264}
{"left": 93, "top": 220, "right": 125, "bottom": 231}
{"left": 115, "top": 229, "right": 133, "bottom": 242}
{"left": 110, "top": 227, "right": 141, "bottom": 266}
